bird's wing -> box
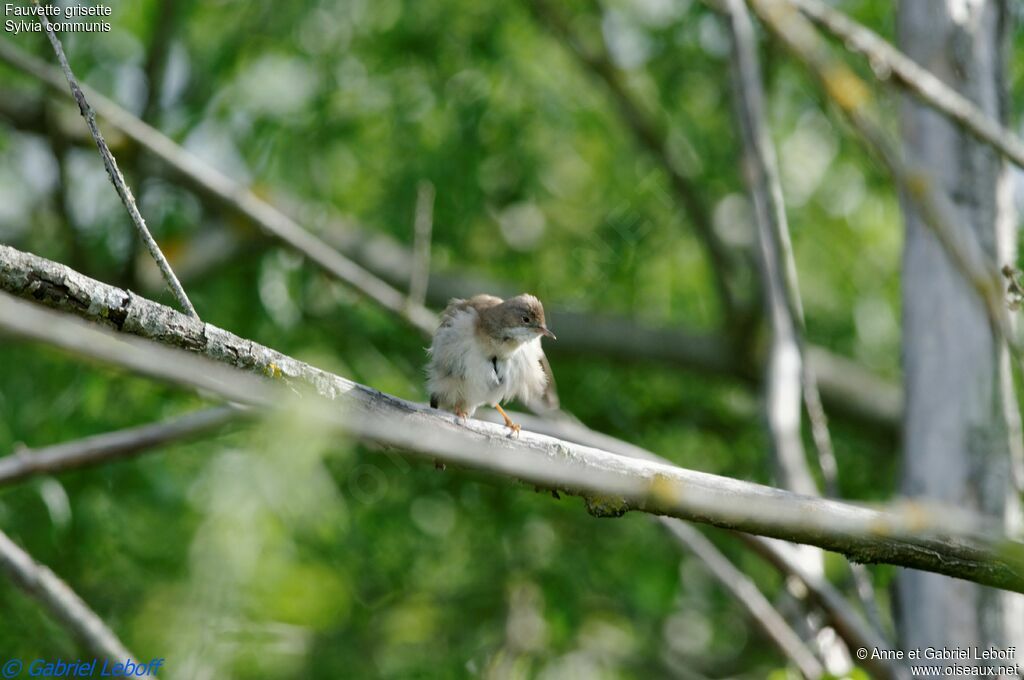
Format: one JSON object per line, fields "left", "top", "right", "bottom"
{"left": 534, "top": 348, "right": 560, "bottom": 411}
{"left": 464, "top": 294, "right": 504, "bottom": 314}
{"left": 438, "top": 294, "right": 502, "bottom": 327}
{"left": 437, "top": 298, "right": 467, "bottom": 327}
{"left": 508, "top": 340, "right": 560, "bottom": 413}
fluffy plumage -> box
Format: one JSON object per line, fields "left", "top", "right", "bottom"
{"left": 426, "top": 294, "right": 557, "bottom": 429}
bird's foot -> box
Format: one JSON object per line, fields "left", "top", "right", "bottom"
{"left": 453, "top": 407, "right": 469, "bottom": 422}
{"left": 494, "top": 404, "right": 521, "bottom": 438}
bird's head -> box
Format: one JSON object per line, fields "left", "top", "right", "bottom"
{"left": 493, "top": 294, "right": 556, "bottom": 344}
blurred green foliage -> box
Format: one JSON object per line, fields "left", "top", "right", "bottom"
{"left": 0, "top": 0, "right": 1021, "bottom": 677}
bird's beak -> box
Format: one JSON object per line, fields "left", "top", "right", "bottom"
{"left": 539, "top": 325, "right": 556, "bottom": 340}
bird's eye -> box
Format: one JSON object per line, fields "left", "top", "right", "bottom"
{"left": 522, "top": 315, "right": 531, "bottom": 323}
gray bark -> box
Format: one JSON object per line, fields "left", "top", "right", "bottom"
{"left": 897, "top": 0, "right": 1024, "bottom": 654}
{"left": 0, "top": 406, "right": 242, "bottom": 485}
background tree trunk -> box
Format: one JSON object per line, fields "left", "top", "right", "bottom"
{"left": 897, "top": 0, "right": 1024, "bottom": 655}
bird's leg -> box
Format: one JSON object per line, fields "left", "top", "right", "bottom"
{"left": 493, "top": 404, "right": 521, "bottom": 437}
{"left": 453, "top": 404, "right": 468, "bottom": 421}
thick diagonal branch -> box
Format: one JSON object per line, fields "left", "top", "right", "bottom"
{"left": 1, "top": 246, "right": 1022, "bottom": 591}
{"left": 0, "top": 349, "right": 847, "bottom": 677}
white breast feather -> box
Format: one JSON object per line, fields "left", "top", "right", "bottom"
{"left": 504, "top": 337, "right": 548, "bottom": 404}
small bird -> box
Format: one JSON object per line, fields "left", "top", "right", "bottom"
{"left": 427, "top": 294, "right": 557, "bottom": 435}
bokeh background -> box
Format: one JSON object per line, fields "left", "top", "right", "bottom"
{"left": 0, "top": 0, "right": 1022, "bottom": 677}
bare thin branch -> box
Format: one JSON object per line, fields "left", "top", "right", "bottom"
{"left": 774, "top": 0, "right": 1022, "bottom": 374}
{"left": 791, "top": 0, "right": 1024, "bottom": 170}
{"left": 721, "top": 0, "right": 887, "bottom": 640}
{"left": 740, "top": 535, "right": 909, "bottom": 680}
{"left": 0, "top": 38, "right": 437, "bottom": 336}
{"left": 724, "top": 0, "right": 815, "bottom": 496}
{"left": 1, "top": 248, "right": 1023, "bottom": 591}
{"left": 722, "top": 0, "right": 842, "bottom": 503}
{"left": 32, "top": 3, "right": 197, "bottom": 319}
{"left": 747, "top": 0, "right": 1010, "bottom": 345}
{"left": 663, "top": 522, "right": 825, "bottom": 678}
{"left": 0, "top": 405, "right": 243, "bottom": 486}
{"left": 0, "top": 530, "right": 136, "bottom": 661}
